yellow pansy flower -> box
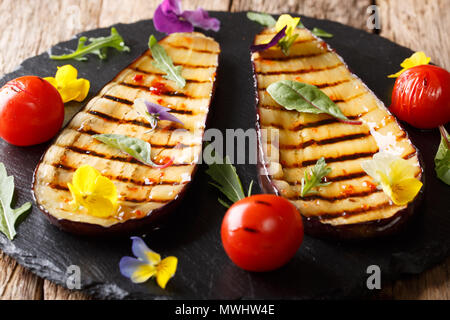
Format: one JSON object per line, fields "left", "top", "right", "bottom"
{"left": 275, "top": 14, "right": 301, "bottom": 37}
{"left": 67, "top": 165, "right": 118, "bottom": 218}
{"left": 361, "top": 152, "right": 422, "bottom": 206}
{"left": 119, "top": 237, "right": 178, "bottom": 289}
{"left": 44, "top": 65, "right": 90, "bottom": 103}
{"left": 388, "top": 51, "right": 431, "bottom": 78}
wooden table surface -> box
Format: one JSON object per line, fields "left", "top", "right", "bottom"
{"left": 0, "top": 0, "right": 449, "bottom": 300}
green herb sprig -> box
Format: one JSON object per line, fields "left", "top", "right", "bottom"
{"left": 267, "top": 80, "right": 361, "bottom": 124}
{"left": 311, "top": 27, "right": 333, "bottom": 38}
{"left": 301, "top": 157, "right": 332, "bottom": 197}
{"left": 94, "top": 134, "right": 169, "bottom": 168}
{"left": 435, "top": 126, "right": 450, "bottom": 185}
{"left": 206, "top": 155, "right": 253, "bottom": 208}
{"left": 0, "top": 163, "right": 32, "bottom": 240}
{"left": 148, "top": 35, "right": 186, "bottom": 88}
{"left": 50, "top": 27, "right": 130, "bottom": 61}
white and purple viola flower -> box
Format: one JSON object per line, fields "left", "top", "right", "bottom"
{"left": 153, "top": 0, "right": 220, "bottom": 34}
{"left": 134, "top": 98, "right": 183, "bottom": 131}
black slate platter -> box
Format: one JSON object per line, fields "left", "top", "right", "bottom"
{"left": 0, "top": 11, "right": 449, "bottom": 300}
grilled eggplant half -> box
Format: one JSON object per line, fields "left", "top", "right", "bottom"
{"left": 33, "top": 32, "right": 220, "bottom": 235}
{"left": 252, "top": 27, "right": 423, "bottom": 239}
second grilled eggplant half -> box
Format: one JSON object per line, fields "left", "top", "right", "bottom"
{"left": 252, "top": 27, "right": 423, "bottom": 239}
{"left": 33, "top": 32, "right": 220, "bottom": 235}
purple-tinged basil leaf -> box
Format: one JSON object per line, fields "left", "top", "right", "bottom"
{"left": 181, "top": 8, "right": 220, "bottom": 32}
{"left": 153, "top": 5, "right": 193, "bottom": 34}
{"left": 250, "top": 26, "right": 286, "bottom": 53}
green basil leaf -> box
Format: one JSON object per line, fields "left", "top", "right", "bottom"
{"left": 435, "top": 127, "right": 450, "bottom": 185}
{"left": 94, "top": 134, "right": 160, "bottom": 167}
{"left": 311, "top": 27, "right": 333, "bottom": 38}
{"left": 50, "top": 27, "right": 130, "bottom": 61}
{"left": 246, "top": 12, "right": 277, "bottom": 27}
{"left": 148, "top": 35, "right": 186, "bottom": 88}
{"left": 267, "top": 80, "right": 352, "bottom": 121}
{"left": 0, "top": 163, "right": 32, "bottom": 240}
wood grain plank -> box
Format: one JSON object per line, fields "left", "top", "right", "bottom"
{"left": 0, "top": 252, "right": 43, "bottom": 300}
{"left": 378, "top": 0, "right": 450, "bottom": 69}
{"left": 231, "top": 0, "right": 373, "bottom": 31}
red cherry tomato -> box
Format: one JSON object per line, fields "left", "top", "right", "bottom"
{"left": 0, "top": 76, "right": 64, "bottom": 146}
{"left": 390, "top": 65, "right": 450, "bottom": 129}
{"left": 221, "top": 194, "right": 304, "bottom": 272}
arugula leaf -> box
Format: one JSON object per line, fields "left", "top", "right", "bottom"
{"left": 301, "top": 157, "right": 332, "bottom": 197}
{"left": 0, "top": 163, "right": 32, "bottom": 240}
{"left": 206, "top": 155, "right": 253, "bottom": 208}
{"left": 247, "top": 12, "right": 277, "bottom": 27}
{"left": 311, "top": 27, "right": 333, "bottom": 38}
{"left": 148, "top": 35, "right": 186, "bottom": 88}
{"left": 94, "top": 134, "right": 165, "bottom": 168}
{"left": 50, "top": 27, "right": 130, "bottom": 61}
{"left": 435, "top": 126, "right": 450, "bottom": 185}
{"left": 267, "top": 80, "right": 361, "bottom": 124}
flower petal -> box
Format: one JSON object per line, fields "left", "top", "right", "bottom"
{"left": 275, "top": 14, "right": 300, "bottom": 34}
{"left": 181, "top": 8, "right": 220, "bottom": 32}
{"left": 44, "top": 77, "right": 58, "bottom": 88}
{"left": 390, "top": 178, "right": 422, "bottom": 206}
{"left": 161, "top": 0, "right": 182, "bottom": 15}
{"left": 250, "top": 26, "right": 286, "bottom": 53}
{"left": 153, "top": 5, "right": 193, "bottom": 34}
{"left": 55, "top": 64, "right": 78, "bottom": 84}
{"left": 388, "top": 51, "right": 431, "bottom": 78}
{"left": 389, "top": 158, "right": 417, "bottom": 182}
{"left": 83, "top": 195, "right": 116, "bottom": 218}
{"left": 72, "top": 165, "right": 100, "bottom": 194}
{"left": 131, "top": 237, "right": 161, "bottom": 265}
{"left": 92, "top": 175, "right": 118, "bottom": 205}
{"left": 119, "top": 256, "right": 156, "bottom": 283}
{"left": 156, "top": 256, "right": 178, "bottom": 289}
{"left": 67, "top": 182, "right": 83, "bottom": 208}
{"left": 71, "top": 78, "right": 90, "bottom": 102}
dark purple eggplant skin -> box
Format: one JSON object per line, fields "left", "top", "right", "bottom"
{"left": 251, "top": 50, "right": 425, "bottom": 240}
{"left": 32, "top": 44, "right": 220, "bottom": 237}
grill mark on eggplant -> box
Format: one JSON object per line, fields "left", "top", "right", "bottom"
{"left": 317, "top": 202, "right": 391, "bottom": 220}
{"left": 255, "top": 51, "right": 326, "bottom": 62}
{"left": 101, "top": 95, "right": 195, "bottom": 115}
{"left": 85, "top": 110, "right": 185, "bottom": 130}
{"left": 47, "top": 183, "right": 171, "bottom": 204}
{"left": 291, "top": 116, "right": 360, "bottom": 131}
{"left": 102, "top": 95, "right": 133, "bottom": 105}
{"left": 332, "top": 92, "right": 366, "bottom": 104}
{"left": 256, "top": 63, "right": 343, "bottom": 76}
{"left": 259, "top": 79, "right": 351, "bottom": 91}
{"left": 280, "top": 152, "right": 378, "bottom": 169}
{"left": 130, "top": 67, "right": 211, "bottom": 83}
{"left": 146, "top": 54, "right": 217, "bottom": 69}
{"left": 119, "top": 82, "right": 192, "bottom": 98}
{"left": 49, "top": 162, "right": 188, "bottom": 186}
{"left": 60, "top": 144, "right": 191, "bottom": 167}
{"left": 289, "top": 189, "right": 382, "bottom": 202}
{"left": 286, "top": 172, "right": 369, "bottom": 186}
{"left": 164, "top": 42, "right": 219, "bottom": 54}
{"left": 279, "top": 133, "right": 369, "bottom": 150}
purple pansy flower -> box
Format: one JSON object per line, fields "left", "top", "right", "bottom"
{"left": 134, "top": 98, "right": 183, "bottom": 130}
{"left": 250, "top": 26, "right": 287, "bottom": 53}
{"left": 154, "top": 0, "right": 220, "bottom": 34}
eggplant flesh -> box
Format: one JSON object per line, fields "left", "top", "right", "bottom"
{"left": 252, "top": 28, "right": 423, "bottom": 239}
{"left": 33, "top": 32, "right": 220, "bottom": 235}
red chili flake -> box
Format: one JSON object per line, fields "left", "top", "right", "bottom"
{"left": 149, "top": 79, "right": 171, "bottom": 96}
{"left": 127, "top": 186, "right": 139, "bottom": 192}
{"left": 157, "top": 98, "right": 164, "bottom": 105}
{"left": 133, "top": 74, "right": 144, "bottom": 82}
{"left": 135, "top": 210, "right": 144, "bottom": 217}
{"left": 341, "top": 184, "right": 355, "bottom": 197}
{"left": 363, "top": 180, "right": 378, "bottom": 192}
